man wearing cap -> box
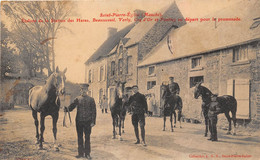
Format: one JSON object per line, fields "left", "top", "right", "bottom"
{"left": 128, "top": 85, "right": 148, "bottom": 146}
{"left": 208, "top": 94, "right": 221, "bottom": 141}
{"left": 64, "top": 84, "right": 96, "bottom": 159}
{"left": 168, "top": 77, "right": 180, "bottom": 95}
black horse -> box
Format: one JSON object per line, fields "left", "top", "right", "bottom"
{"left": 194, "top": 82, "right": 237, "bottom": 136}
{"left": 29, "top": 67, "right": 67, "bottom": 150}
{"left": 161, "top": 84, "right": 183, "bottom": 132}
{"left": 110, "top": 81, "right": 128, "bottom": 140}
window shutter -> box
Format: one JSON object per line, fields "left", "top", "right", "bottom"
{"left": 98, "top": 66, "right": 100, "bottom": 82}
{"left": 235, "top": 79, "right": 250, "bottom": 119}
{"left": 91, "top": 69, "right": 94, "bottom": 82}
{"left": 103, "top": 65, "right": 106, "bottom": 81}
{"left": 85, "top": 69, "right": 88, "bottom": 83}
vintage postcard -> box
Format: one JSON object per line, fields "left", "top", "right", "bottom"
{"left": 1, "top": 0, "right": 260, "bottom": 159}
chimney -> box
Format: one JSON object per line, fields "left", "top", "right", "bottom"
{"left": 134, "top": 9, "right": 146, "bottom": 22}
{"left": 107, "top": 27, "right": 117, "bottom": 38}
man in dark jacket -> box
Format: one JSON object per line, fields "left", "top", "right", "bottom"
{"left": 168, "top": 76, "right": 180, "bottom": 95}
{"left": 64, "top": 84, "right": 96, "bottom": 159}
{"left": 208, "top": 94, "right": 220, "bottom": 141}
{"left": 128, "top": 85, "right": 148, "bottom": 146}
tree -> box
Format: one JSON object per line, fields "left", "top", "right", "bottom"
{"left": 1, "top": 23, "right": 18, "bottom": 79}
{"left": 3, "top": 1, "right": 75, "bottom": 76}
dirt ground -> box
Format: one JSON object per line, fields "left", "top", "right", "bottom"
{"left": 1, "top": 106, "right": 260, "bottom": 160}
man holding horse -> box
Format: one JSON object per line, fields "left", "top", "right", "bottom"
{"left": 128, "top": 85, "right": 148, "bottom": 146}
{"left": 208, "top": 94, "right": 221, "bottom": 141}
{"left": 64, "top": 83, "right": 96, "bottom": 159}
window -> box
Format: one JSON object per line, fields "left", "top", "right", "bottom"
{"left": 191, "top": 57, "right": 202, "bottom": 69}
{"left": 233, "top": 45, "right": 248, "bottom": 62}
{"left": 99, "top": 88, "right": 103, "bottom": 102}
{"left": 190, "top": 76, "right": 204, "bottom": 88}
{"left": 100, "top": 66, "right": 104, "bottom": 81}
{"left": 126, "top": 56, "right": 132, "bottom": 74}
{"left": 118, "top": 59, "right": 123, "bottom": 75}
{"left": 147, "top": 81, "right": 156, "bottom": 90}
{"left": 148, "top": 66, "right": 155, "bottom": 76}
{"left": 111, "top": 61, "right": 115, "bottom": 76}
{"left": 88, "top": 70, "right": 92, "bottom": 83}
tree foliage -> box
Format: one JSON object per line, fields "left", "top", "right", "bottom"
{"left": 1, "top": 23, "right": 19, "bottom": 79}
{"left": 3, "top": 1, "right": 75, "bottom": 77}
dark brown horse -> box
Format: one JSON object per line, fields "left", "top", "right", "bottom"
{"left": 161, "top": 84, "right": 183, "bottom": 132}
{"left": 110, "top": 81, "right": 127, "bottom": 140}
{"left": 29, "top": 67, "right": 67, "bottom": 150}
{"left": 194, "top": 82, "right": 237, "bottom": 136}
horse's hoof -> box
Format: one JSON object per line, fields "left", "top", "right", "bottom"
{"left": 112, "top": 136, "right": 116, "bottom": 139}
{"left": 226, "top": 131, "right": 231, "bottom": 135}
{"left": 204, "top": 134, "right": 207, "bottom": 137}
{"left": 180, "top": 126, "right": 182, "bottom": 129}
{"left": 35, "top": 140, "right": 39, "bottom": 144}
{"left": 171, "top": 129, "right": 174, "bottom": 132}
{"left": 38, "top": 146, "right": 44, "bottom": 150}
{"left": 174, "top": 125, "right": 176, "bottom": 128}
{"left": 233, "top": 132, "right": 236, "bottom": 136}
{"left": 162, "top": 128, "right": 165, "bottom": 131}
{"left": 54, "top": 147, "right": 60, "bottom": 152}
{"left": 122, "top": 130, "right": 125, "bottom": 134}
{"left": 119, "top": 137, "right": 123, "bottom": 141}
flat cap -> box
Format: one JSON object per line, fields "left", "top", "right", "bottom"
{"left": 125, "top": 87, "right": 132, "bottom": 90}
{"left": 132, "top": 85, "right": 138, "bottom": 88}
{"left": 80, "top": 83, "right": 89, "bottom": 89}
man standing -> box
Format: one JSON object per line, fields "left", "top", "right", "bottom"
{"left": 208, "top": 94, "right": 220, "bottom": 141}
{"left": 128, "top": 85, "right": 148, "bottom": 146}
{"left": 168, "top": 76, "right": 180, "bottom": 95}
{"left": 100, "top": 95, "right": 108, "bottom": 113}
{"left": 64, "top": 84, "right": 96, "bottom": 159}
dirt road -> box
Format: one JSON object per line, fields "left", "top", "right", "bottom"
{"left": 0, "top": 107, "right": 260, "bottom": 160}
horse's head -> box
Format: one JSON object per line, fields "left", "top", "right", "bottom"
{"left": 161, "top": 84, "right": 169, "bottom": 94}
{"left": 194, "top": 82, "right": 202, "bottom": 99}
{"left": 115, "top": 80, "right": 126, "bottom": 99}
{"left": 52, "top": 66, "right": 67, "bottom": 95}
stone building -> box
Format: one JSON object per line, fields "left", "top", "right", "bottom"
{"left": 137, "top": 0, "right": 260, "bottom": 120}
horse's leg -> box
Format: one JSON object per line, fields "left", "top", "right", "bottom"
{"left": 52, "top": 113, "right": 59, "bottom": 151}
{"left": 122, "top": 118, "right": 125, "bottom": 133}
{"left": 118, "top": 117, "right": 123, "bottom": 141}
{"left": 178, "top": 110, "right": 182, "bottom": 128}
{"left": 173, "top": 110, "right": 177, "bottom": 128}
{"left": 112, "top": 117, "right": 116, "bottom": 139}
{"left": 232, "top": 111, "right": 237, "bottom": 135}
{"left": 163, "top": 116, "right": 166, "bottom": 131}
{"left": 203, "top": 110, "right": 209, "bottom": 137}
{"left": 170, "top": 113, "right": 174, "bottom": 132}
{"left": 39, "top": 113, "right": 46, "bottom": 149}
{"left": 32, "top": 110, "right": 39, "bottom": 144}
{"left": 224, "top": 112, "right": 232, "bottom": 135}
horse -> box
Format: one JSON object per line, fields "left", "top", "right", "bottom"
{"left": 29, "top": 67, "right": 67, "bottom": 150}
{"left": 194, "top": 82, "right": 237, "bottom": 136}
{"left": 110, "top": 81, "right": 128, "bottom": 140}
{"left": 161, "top": 84, "right": 183, "bottom": 132}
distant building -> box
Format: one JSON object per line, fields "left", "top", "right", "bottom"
{"left": 137, "top": 0, "right": 260, "bottom": 120}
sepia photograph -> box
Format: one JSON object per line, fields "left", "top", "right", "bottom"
{"left": 1, "top": 0, "right": 260, "bottom": 159}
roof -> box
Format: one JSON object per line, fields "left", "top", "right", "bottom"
{"left": 85, "top": 23, "right": 135, "bottom": 64}
{"left": 138, "top": 0, "right": 260, "bottom": 67}
{"left": 124, "top": 2, "right": 186, "bottom": 48}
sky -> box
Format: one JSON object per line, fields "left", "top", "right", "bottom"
{"left": 2, "top": 0, "right": 240, "bottom": 83}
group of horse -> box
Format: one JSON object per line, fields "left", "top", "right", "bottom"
{"left": 28, "top": 68, "right": 237, "bottom": 151}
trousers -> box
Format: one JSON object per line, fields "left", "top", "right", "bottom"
{"left": 76, "top": 120, "right": 92, "bottom": 156}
